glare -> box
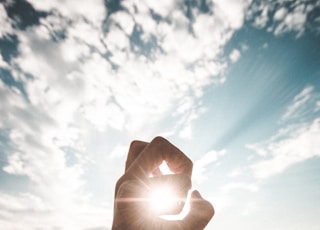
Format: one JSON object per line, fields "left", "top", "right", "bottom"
{"left": 147, "top": 161, "right": 190, "bottom": 219}
{"left": 149, "top": 186, "right": 176, "bottom": 213}
{"left": 150, "top": 188, "right": 191, "bottom": 220}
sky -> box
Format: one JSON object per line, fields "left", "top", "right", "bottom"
{"left": 0, "top": 0, "right": 320, "bottom": 229}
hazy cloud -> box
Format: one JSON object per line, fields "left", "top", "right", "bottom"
{"left": 281, "top": 86, "right": 315, "bottom": 121}
{"left": 229, "top": 49, "right": 241, "bottom": 63}
{"left": 193, "top": 149, "right": 226, "bottom": 184}
{"left": 316, "top": 101, "right": 320, "bottom": 111}
{"left": 221, "top": 182, "right": 259, "bottom": 193}
{"left": 250, "top": 118, "right": 320, "bottom": 179}
{"left": 248, "top": 86, "right": 320, "bottom": 179}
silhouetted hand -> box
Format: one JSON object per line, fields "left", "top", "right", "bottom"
{"left": 112, "top": 136, "right": 214, "bottom": 230}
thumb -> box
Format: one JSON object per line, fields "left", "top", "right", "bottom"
{"left": 183, "top": 190, "right": 214, "bottom": 230}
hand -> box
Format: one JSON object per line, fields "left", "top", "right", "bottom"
{"left": 112, "top": 136, "right": 214, "bottom": 230}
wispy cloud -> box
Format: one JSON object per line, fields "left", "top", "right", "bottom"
{"left": 250, "top": 118, "right": 320, "bottom": 179}
{"left": 0, "top": 191, "right": 111, "bottom": 230}
{"left": 248, "top": 0, "right": 320, "bottom": 37}
{"left": 273, "top": 5, "right": 307, "bottom": 37}
{"left": 0, "top": 53, "right": 8, "bottom": 68}
{"left": 221, "top": 182, "right": 259, "bottom": 193}
{"left": 193, "top": 149, "right": 226, "bottom": 184}
{"left": 316, "top": 101, "right": 320, "bottom": 111}
{"left": 229, "top": 49, "right": 241, "bottom": 63}
{"left": 248, "top": 86, "right": 320, "bottom": 179}
{"left": 281, "top": 86, "right": 314, "bottom": 121}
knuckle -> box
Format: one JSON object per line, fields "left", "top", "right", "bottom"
{"left": 200, "top": 200, "right": 215, "bottom": 219}
{"left": 186, "top": 157, "right": 193, "bottom": 168}
{"left": 151, "top": 136, "right": 169, "bottom": 153}
{"left": 152, "top": 136, "right": 167, "bottom": 145}
{"left": 207, "top": 201, "right": 215, "bottom": 218}
{"left": 129, "top": 140, "right": 141, "bottom": 149}
{"left": 117, "top": 180, "right": 135, "bottom": 197}
{"left": 115, "top": 176, "right": 125, "bottom": 193}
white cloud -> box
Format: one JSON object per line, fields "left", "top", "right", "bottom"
{"left": 0, "top": 80, "right": 28, "bottom": 129}
{"left": 221, "top": 182, "right": 259, "bottom": 193}
{"left": 0, "top": 192, "right": 50, "bottom": 213}
{"left": 59, "top": 18, "right": 106, "bottom": 57}
{"left": 274, "top": 7, "right": 287, "bottom": 21}
{"left": 109, "top": 144, "right": 129, "bottom": 159}
{"left": 228, "top": 168, "right": 243, "bottom": 178}
{"left": 281, "top": 86, "right": 314, "bottom": 121}
{"left": 254, "top": 5, "right": 269, "bottom": 28}
{"left": 274, "top": 6, "right": 307, "bottom": 37}
{"left": 241, "top": 202, "right": 256, "bottom": 216}
{"left": 0, "top": 53, "right": 99, "bottom": 229}
{"left": 316, "top": 101, "right": 320, "bottom": 111}
{"left": 60, "top": 36, "right": 91, "bottom": 62}
{"left": 110, "top": 11, "right": 135, "bottom": 36}
{"left": 3, "top": 151, "right": 25, "bottom": 175}
{"left": 0, "top": 53, "right": 9, "bottom": 68}
{"left": 0, "top": 4, "right": 13, "bottom": 38}
{"left": 144, "top": 0, "right": 178, "bottom": 18}
{"left": 26, "top": 0, "right": 106, "bottom": 24}
{"left": 229, "top": 49, "right": 241, "bottom": 63}
{"left": 162, "top": 16, "right": 199, "bottom": 63}
{"left": 193, "top": 149, "right": 226, "bottom": 183}
{"left": 248, "top": 1, "right": 319, "bottom": 37}
{"left": 0, "top": 191, "right": 111, "bottom": 230}
{"left": 179, "top": 125, "right": 193, "bottom": 140}
{"left": 105, "top": 25, "right": 130, "bottom": 51}
{"left": 213, "top": 0, "right": 252, "bottom": 30}
{"left": 250, "top": 117, "right": 320, "bottom": 179}
{"left": 246, "top": 143, "right": 267, "bottom": 156}
{"left": 248, "top": 84, "right": 320, "bottom": 180}
{"left": 3, "top": 129, "right": 85, "bottom": 200}
{"left": 208, "top": 193, "right": 233, "bottom": 213}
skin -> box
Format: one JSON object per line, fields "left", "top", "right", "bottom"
{"left": 112, "top": 136, "right": 214, "bottom": 230}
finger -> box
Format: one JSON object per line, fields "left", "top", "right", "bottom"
{"left": 126, "top": 136, "right": 193, "bottom": 180}
{"left": 116, "top": 137, "right": 192, "bottom": 199}
{"left": 115, "top": 175, "right": 192, "bottom": 219}
{"left": 151, "top": 167, "right": 162, "bottom": 177}
{"left": 125, "top": 140, "right": 148, "bottom": 172}
{"left": 115, "top": 141, "right": 148, "bottom": 198}
{"left": 113, "top": 180, "right": 147, "bottom": 229}
{"left": 182, "top": 190, "right": 214, "bottom": 230}
{"left": 155, "top": 190, "right": 214, "bottom": 230}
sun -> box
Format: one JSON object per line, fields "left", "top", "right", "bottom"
{"left": 149, "top": 185, "right": 177, "bottom": 213}
{"left": 146, "top": 161, "right": 190, "bottom": 218}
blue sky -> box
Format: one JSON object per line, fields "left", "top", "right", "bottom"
{"left": 0, "top": 0, "right": 320, "bottom": 229}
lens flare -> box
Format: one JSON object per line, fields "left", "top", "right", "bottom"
{"left": 149, "top": 186, "right": 176, "bottom": 213}
{"left": 146, "top": 162, "right": 190, "bottom": 218}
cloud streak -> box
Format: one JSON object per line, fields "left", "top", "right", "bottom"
{"left": 251, "top": 118, "right": 320, "bottom": 179}
{"left": 248, "top": 86, "right": 320, "bottom": 179}
{"left": 193, "top": 149, "right": 226, "bottom": 184}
